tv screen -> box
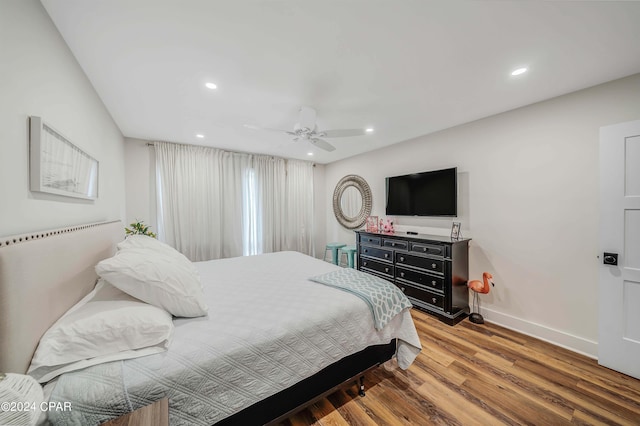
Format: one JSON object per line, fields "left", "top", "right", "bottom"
{"left": 385, "top": 167, "right": 457, "bottom": 216}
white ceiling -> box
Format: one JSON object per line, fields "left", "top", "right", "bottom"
{"left": 41, "top": 0, "right": 640, "bottom": 164}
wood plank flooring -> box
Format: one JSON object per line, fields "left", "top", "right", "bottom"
{"left": 281, "top": 309, "right": 640, "bottom": 426}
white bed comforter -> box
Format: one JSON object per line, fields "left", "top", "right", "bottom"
{"left": 46, "top": 251, "right": 421, "bottom": 425}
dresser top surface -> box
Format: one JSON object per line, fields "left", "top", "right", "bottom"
{"left": 356, "top": 230, "right": 470, "bottom": 244}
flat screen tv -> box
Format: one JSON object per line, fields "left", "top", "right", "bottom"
{"left": 385, "top": 167, "right": 457, "bottom": 217}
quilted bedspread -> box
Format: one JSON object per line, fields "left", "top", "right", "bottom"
{"left": 46, "top": 251, "right": 421, "bottom": 425}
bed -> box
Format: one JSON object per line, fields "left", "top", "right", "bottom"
{"left": 0, "top": 221, "right": 421, "bottom": 425}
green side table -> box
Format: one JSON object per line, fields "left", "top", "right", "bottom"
{"left": 324, "top": 242, "right": 346, "bottom": 265}
{"left": 340, "top": 246, "right": 357, "bottom": 268}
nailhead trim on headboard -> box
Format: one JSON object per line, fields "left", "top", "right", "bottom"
{"left": 0, "top": 221, "right": 121, "bottom": 248}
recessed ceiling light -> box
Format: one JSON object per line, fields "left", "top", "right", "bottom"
{"left": 196, "top": 134, "right": 204, "bottom": 138}
{"left": 365, "top": 128, "right": 374, "bottom": 133}
{"left": 307, "top": 152, "right": 314, "bottom": 156}
{"left": 511, "top": 67, "right": 528, "bottom": 76}
{"left": 205, "top": 82, "right": 217, "bottom": 90}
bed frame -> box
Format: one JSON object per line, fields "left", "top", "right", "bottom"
{"left": 219, "top": 340, "right": 396, "bottom": 425}
{"left": 0, "top": 221, "right": 396, "bottom": 424}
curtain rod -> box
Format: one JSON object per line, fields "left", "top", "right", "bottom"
{"left": 145, "top": 142, "right": 316, "bottom": 166}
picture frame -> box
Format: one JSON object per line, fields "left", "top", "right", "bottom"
{"left": 379, "top": 216, "right": 395, "bottom": 233}
{"left": 29, "top": 116, "right": 99, "bottom": 200}
{"left": 366, "top": 216, "right": 378, "bottom": 232}
{"left": 451, "top": 222, "right": 461, "bottom": 240}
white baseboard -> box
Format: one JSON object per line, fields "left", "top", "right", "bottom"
{"left": 482, "top": 308, "right": 598, "bottom": 359}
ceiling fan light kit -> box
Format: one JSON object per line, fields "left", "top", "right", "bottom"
{"left": 245, "top": 106, "right": 370, "bottom": 152}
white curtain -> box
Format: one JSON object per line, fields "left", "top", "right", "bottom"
{"left": 155, "top": 142, "right": 250, "bottom": 261}
{"left": 243, "top": 155, "right": 286, "bottom": 255}
{"left": 155, "top": 141, "right": 314, "bottom": 261}
{"left": 283, "top": 159, "right": 314, "bottom": 255}
{"left": 243, "top": 157, "right": 314, "bottom": 256}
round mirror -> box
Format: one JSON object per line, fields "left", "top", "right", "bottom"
{"left": 333, "top": 175, "right": 372, "bottom": 229}
{"left": 340, "top": 186, "right": 363, "bottom": 219}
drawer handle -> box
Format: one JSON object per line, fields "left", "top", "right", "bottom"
{"left": 401, "top": 287, "right": 405, "bottom": 292}
{"left": 384, "top": 267, "right": 389, "bottom": 273}
{"left": 431, "top": 280, "right": 436, "bottom": 286}
{"left": 364, "top": 249, "right": 368, "bottom": 253}
{"left": 423, "top": 247, "right": 427, "bottom": 252}
{"left": 384, "top": 253, "right": 389, "bottom": 258}
{"left": 431, "top": 263, "right": 436, "bottom": 269}
{"left": 432, "top": 297, "right": 437, "bottom": 304}
{"left": 363, "top": 262, "right": 368, "bottom": 266}
{"left": 400, "top": 256, "right": 405, "bottom": 262}
{"left": 391, "top": 243, "right": 396, "bottom": 246}
{"left": 400, "top": 272, "right": 405, "bottom": 278}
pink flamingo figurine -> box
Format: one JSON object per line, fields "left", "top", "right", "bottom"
{"left": 468, "top": 272, "right": 494, "bottom": 324}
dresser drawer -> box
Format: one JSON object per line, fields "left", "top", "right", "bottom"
{"left": 360, "top": 258, "right": 393, "bottom": 277}
{"left": 410, "top": 242, "right": 444, "bottom": 257}
{"left": 396, "top": 252, "right": 444, "bottom": 274}
{"left": 360, "top": 245, "right": 393, "bottom": 262}
{"left": 365, "top": 270, "right": 394, "bottom": 284}
{"left": 396, "top": 267, "right": 444, "bottom": 292}
{"left": 397, "top": 283, "right": 445, "bottom": 310}
{"left": 359, "top": 235, "right": 381, "bottom": 246}
{"left": 382, "top": 239, "right": 408, "bottom": 250}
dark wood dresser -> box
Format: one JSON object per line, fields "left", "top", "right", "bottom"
{"left": 355, "top": 231, "right": 470, "bottom": 325}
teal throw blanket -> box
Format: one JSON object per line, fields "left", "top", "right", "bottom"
{"left": 309, "top": 268, "right": 412, "bottom": 331}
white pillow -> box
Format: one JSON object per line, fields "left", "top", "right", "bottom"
{"left": 28, "top": 280, "right": 174, "bottom": 383}
{"left": 118, "top": 235, "right": 186, "bottom": 260}
{"left": 95, "top": 248, "right": 208, "bottom": 318}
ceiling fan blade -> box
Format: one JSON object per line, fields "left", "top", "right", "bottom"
{"left": 310, "top": 138, "right": 335, "bottom": 152}
{"left": 318, "top": 128, "right": 367, "bottom": 138}
{"left": 298, "top": 106, "right": 317, "bottom": 131}
{"left": 244, "top": 124, "right": 293, "bottom": 135}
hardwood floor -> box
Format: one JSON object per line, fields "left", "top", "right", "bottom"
{"left": 281, "top": 309, "right": 640, "bottom": 425}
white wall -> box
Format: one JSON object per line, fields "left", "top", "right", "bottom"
{"left": 325, "top": 73, "right": 640, "bottom": 357}
{"left": 0, "top": 0, "right": 125, "bottom": 237}
{"left": 124, "top": 138, "right": 156, "bottom": 231}
{"left": 124, "top": 139, "right": 328, "bottom": 258}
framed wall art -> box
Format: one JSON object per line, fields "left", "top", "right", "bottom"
{"left": 29, "top": 116, "right": 98, "bottom": 200}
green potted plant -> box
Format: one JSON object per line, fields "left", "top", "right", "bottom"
{"left": 125, "top": 220, "right": 157, "bottom": 238}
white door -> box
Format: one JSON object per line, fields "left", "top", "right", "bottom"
{"left": 599, "top": 119, "right": 640, "bottom": 379}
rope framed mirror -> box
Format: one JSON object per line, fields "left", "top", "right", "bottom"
{"left": 332, "top": 175, "right": 372, "bottom": 229}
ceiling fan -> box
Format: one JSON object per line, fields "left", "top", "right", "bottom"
{"left": 244, "top": 106, "right": 370, "bottom": 152}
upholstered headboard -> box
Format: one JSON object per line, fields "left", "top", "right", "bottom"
{"left": 0, "top": 221, "right": 123, "bottom": 374}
